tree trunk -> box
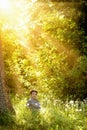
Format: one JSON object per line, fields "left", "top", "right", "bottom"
{"left": 0, "top": 34, "right": 15, "bottom": 113}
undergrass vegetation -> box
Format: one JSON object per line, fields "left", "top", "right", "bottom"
{"left": 0, "top": 97, "right": 87, "bottom": 130}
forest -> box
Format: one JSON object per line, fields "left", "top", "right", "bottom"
{"left": 0, "top": 0, "right": 87, "bottom": 130}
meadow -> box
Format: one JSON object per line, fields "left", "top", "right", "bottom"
{"left": 0, "top": 97, "right": 87, "bottom": 130}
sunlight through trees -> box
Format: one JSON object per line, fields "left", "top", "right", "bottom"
{"left": 0, "top": 2, "right": 87, "bottom": 128}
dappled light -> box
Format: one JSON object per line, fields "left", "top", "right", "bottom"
{"left": 0, "top": 0, "right": 87, "bottom": 130}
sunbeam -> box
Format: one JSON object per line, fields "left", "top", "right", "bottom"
{"left": 0, "top": 0, "right": 12, "bottom": 13}
{"left": 0, "top": 0, "right": 35, "bottom": 49}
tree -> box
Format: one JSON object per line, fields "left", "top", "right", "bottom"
{"left": 0, "top": 32, "right": 14, "bottom": 113}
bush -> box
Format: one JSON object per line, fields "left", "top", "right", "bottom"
{"left": 0, "top": 111, "right": 14, "bottom": 126}
{"left": 13, "top": 98, "right": 87, "bottom": 130}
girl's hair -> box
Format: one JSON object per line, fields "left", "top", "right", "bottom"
{"left": 30, "top": 90, "right": 38, "bottom": 94}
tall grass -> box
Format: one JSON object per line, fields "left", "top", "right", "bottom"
{"left": 0, "top": 97, "right": 87, "bottom": 130}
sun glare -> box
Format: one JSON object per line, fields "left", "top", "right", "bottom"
{"left": 0, "top": 0, "right": 37, "bottom": 49}
{"left": 0, "top": 0, "right": 11, "bottom": 12}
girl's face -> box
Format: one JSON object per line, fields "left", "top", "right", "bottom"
{"left": 31, "top": 92, "right": 37, "bottom": 99}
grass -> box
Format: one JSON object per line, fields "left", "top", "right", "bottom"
{"left": 0, "top": 97, "right": 87, "bottom": 130}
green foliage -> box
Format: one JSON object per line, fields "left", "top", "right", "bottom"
{"left": 63, "top": 55, "right": 87, "bottom": 100}
{"left": 0, "top": 111, "right": 14, "bottom": 126}
{"left": 1, "top": 97, "right": 87, "bottom": 130}
{"left": 1, "top": 0, "right": 87, "bottom": 112}
{"left": 0, "top": 1, "right": 87, "bottom": 130}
